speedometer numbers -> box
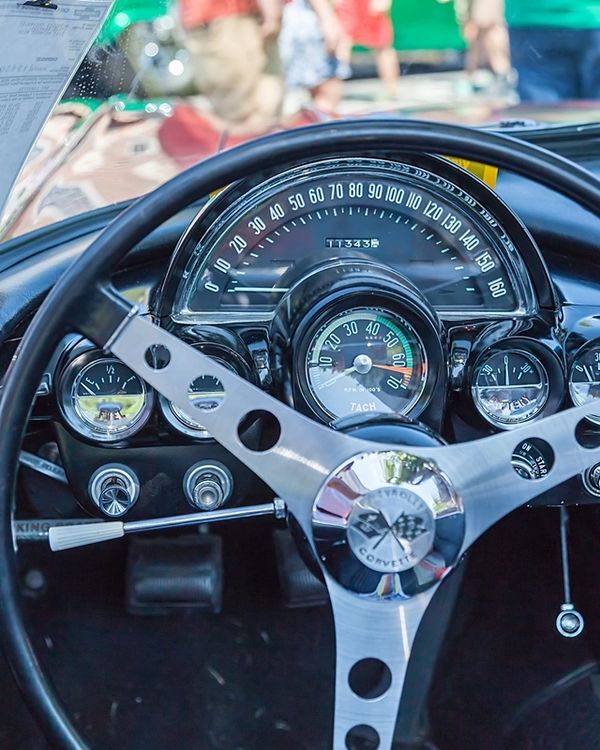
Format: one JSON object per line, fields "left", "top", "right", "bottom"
{"left": 304, "top": 308, "right": 427, "bottom": 420}
{"left": 172, "top": 158, "right": 535, "bottom": 323}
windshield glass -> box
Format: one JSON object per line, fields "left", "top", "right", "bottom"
{"left": 3, "top": 0, "right": 600, "bottom": 240}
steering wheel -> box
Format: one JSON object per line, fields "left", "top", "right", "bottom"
{"left": 3, "top": 120, "right": 600, "bottom": 750}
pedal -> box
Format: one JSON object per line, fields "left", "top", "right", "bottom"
{"left": 126, "top": 533, "right": 222, "bottom": 615}
{"left": 273, "top": 528, "right": 328, "bottom": 608}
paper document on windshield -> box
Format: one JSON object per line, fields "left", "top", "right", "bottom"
{"left": 0, "top": 0, "right": 114, "bottom": 221}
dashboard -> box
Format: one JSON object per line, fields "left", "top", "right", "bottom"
{"left": 11, "top": 140, "right": 600, "bottom": 525}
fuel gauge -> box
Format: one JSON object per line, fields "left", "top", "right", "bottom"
{"left": 569, "top": 344, "right": 600, "bottom": 424}
{"left": 60, "top": 354, "right": 152, "bottom": 441}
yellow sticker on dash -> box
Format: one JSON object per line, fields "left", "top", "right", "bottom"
{"left": 445, "top": 157, "right": 499, "bottom": 189}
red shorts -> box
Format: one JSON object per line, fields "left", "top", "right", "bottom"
{"left": 337, "top": 0, "right": 394, "bottom": 49}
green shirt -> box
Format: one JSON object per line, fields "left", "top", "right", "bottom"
{"left": 505, "top": 0, "right": 600, "bottom": 28}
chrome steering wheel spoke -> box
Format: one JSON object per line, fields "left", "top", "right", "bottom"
{"left": 326, "top": 578, "right": 438, "bottom": 750}
{"left": 107, "top": 312, "right": 379, "bottom": 526}
{"left": 406, "top": 401, "right": 600, "bottom": 550}
{"left": 101, "top": 304, "right": 600, "bottom": 750}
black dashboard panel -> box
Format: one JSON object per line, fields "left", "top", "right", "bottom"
{"left": 6, "top": 123, "right": 600, "bottom": 522}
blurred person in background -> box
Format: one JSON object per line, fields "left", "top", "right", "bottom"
{"left": 336, "top": 0, "right": 399, "bottom": 99}
{"left": 279, "top": 0, "right": 350, "bottom": 113}
{"left": 179, "top": 0, "right": 283, "bottom": 130}
{"left": 454, "top": 0, "right": 510, "bottom": 89}
{"left": 505, "top": 0, "right": 600, "bottom": 101}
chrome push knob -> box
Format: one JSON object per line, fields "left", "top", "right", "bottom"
{"left": 556, "top": 604, "right": 584, "bottom": 638}
{"left": 89, "top": 464, "right": 139, "bottom": 518}
{"left": 184, "top": 462, "right": 233, "bottom": 511}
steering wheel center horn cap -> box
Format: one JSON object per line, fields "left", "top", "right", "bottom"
{"left": 312, "top": 450, "right": 464, "bottom": 600}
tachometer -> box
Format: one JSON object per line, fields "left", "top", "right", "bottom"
{"left": 300, "top": 307, "right": 427, "bottom": 420}
{"left": 170, "top": 158, "right": 536, "bottom": 323}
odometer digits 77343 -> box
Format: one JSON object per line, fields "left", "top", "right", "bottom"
{"left": 302, "top": 307, "right": 427, "bottom": 420}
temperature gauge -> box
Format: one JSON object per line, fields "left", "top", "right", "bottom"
{"left": 472, "top": 349, "right": 549, "bottom": 429}
{"left": 569, "top": 344, "right": 600, "bottom": 424}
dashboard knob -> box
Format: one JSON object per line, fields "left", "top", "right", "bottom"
{"left": 556, "top": 604, "right": 584, "bottom": 638}
{"left": 583, "top": 462, "right": 600, "bottom": 497}
{"left": 89, "top": 464, "right": 139, "bottom": 518}
{"left": 184, "top": 462, "right": 233, "bottom": 511}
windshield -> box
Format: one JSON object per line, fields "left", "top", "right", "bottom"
{"left": 3, "top": 0, "right": 600, "bottom": 240}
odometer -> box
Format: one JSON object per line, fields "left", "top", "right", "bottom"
{"left": 302, "top": 307, "right": 427, "bottom": 420}
{"left": 172, "top": 158, "right": 533, "bottom": 323}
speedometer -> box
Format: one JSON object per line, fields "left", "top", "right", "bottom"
{"left": 170, "top": 157, "right": 536, "bottom": 323}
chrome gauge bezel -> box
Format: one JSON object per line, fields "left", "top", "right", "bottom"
{"left": 58, "top": 352, "right": 153, "bottom": 442}
{"left": 159, "top": 358, "right": 235, "bottom": 439}
{"left": 301, "top": 305, "right": 429, "bottom": 422}
{"left": 568, "top": 342, "right": 600, "bottom": 425}
{"left": 471, "top": 347, "right": 552, "bottom": 430}
{"left": 159, "top": 393, "right": 213, "bottom": 439}
{"left": 290, "top": 275, "right": 444, "bottom": 425}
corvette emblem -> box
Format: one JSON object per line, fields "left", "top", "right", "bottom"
{"left": 346, "top": 487, "right": 435, "bottom": 573}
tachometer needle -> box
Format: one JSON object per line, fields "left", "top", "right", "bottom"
{"left": 372, "top": 365, "right": 413, "bottom": 376}
{"left": 319, "top": 366, "right": 357, "bottom": 389}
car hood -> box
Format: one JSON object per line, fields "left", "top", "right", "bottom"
{"left": 3, "top": 96, "right": 600, "bottom": 241}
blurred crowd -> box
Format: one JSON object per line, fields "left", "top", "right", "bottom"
{"left": 175, "top": 0, "right": 600, "bottom": 130}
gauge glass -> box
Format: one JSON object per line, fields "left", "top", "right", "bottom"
{"left": 304, "top": 307, "right": 427, "bottom": 420}
{"left": 69, "top": 358, "right": 150, "bottom": 440}
{"left": 168, "top": 374, "right": 226, "bottom": 438}
{"left": 569, "top": 345, "right": 600, "bottom": 424}
{"left": 174, "top": 159, "right": 528, "bottom": 323}
{"left": 472, "top": 349, "right": 549, "bottom": 428}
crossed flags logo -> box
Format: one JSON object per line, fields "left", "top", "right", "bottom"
{"left": 391, "top": 512, "right": 429, "bottom": 542}
{"left": 354, "top": 509, "right": 428, "bottom": 545}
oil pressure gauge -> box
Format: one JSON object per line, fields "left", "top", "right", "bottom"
{"left": 472, "top": 349, "right": 550, "bottom": 429}
{"left": 569, "top": 344, "right": 600, "bottom": 424}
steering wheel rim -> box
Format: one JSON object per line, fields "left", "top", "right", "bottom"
{"left": 3, "top": 119, "right": 600, "bottom": 750}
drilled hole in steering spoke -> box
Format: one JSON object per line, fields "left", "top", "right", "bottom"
{"left": 511, "top": 438, "right": 554, "bottom": 480}
{"left": 237, "top": 410, "right": 281, "bottom": 452}
{"left": 575, "top": 418, "right": 600, "bottom": 449}
{"left": 345, "top": 725, "right": 380, "bottom": 750}
{"left": 144, "top": 344, "right": 171, "bottom": 370}
{"left": 348, "top": 658, "right": 392, "bottom": 700}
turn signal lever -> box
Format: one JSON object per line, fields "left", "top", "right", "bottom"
{"left": 555, "top": 506, "right": 584, "bottom": 638}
